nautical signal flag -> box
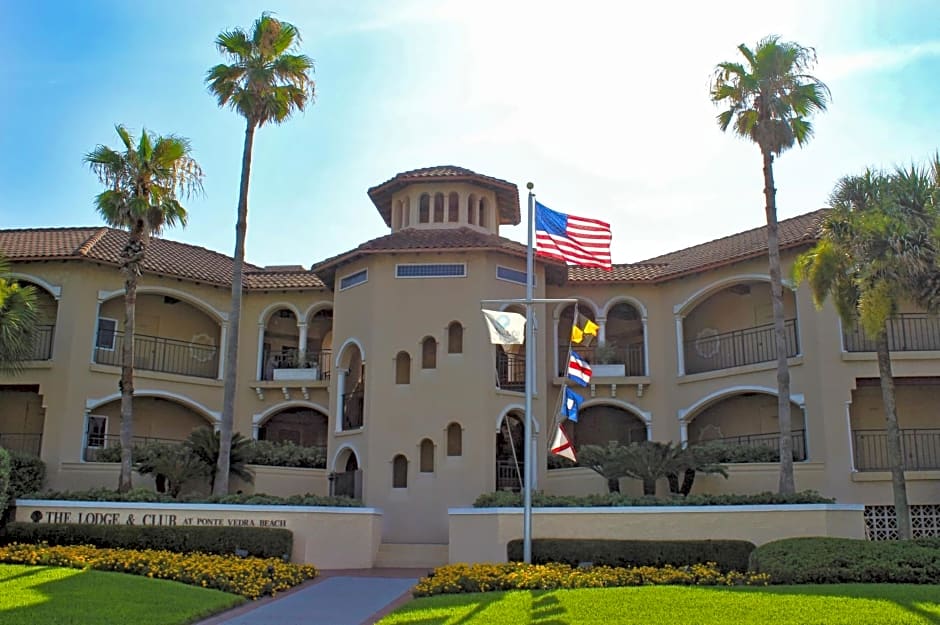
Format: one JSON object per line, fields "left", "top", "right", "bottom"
{"left": 562, "top": 386, "right": 584, "bottom": 422}
{"left": 567, "top": 351, "right": 592, "bottom": 386}
{"left": 535, "top": 201, "right": 612, "bottom": 270}
{"left": 482, "top": 309, "right": 526, "bottom": 345}
{"left": 551, "top": 423, "right": 577, "bottom": 462}
{"left": 571, "top": 313, "right": 599, "bottom": 346}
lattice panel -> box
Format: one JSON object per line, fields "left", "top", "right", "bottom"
{"left": 865, "top": 504, "right": 940, "bottom": 540}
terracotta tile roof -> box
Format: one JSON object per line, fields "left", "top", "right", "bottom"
{"left": 367, "top": 165, "right": 521, "bottom": 227}
{"left": 0, "top": 226, "right": 325, "bottom": 290}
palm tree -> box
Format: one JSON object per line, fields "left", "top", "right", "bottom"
{"left": 85, "top": 125, "right": 204, "bottom": 492}
{"left": 711, "top": 36, "right": 830, "bottom": 494}
{"left": 0, "top": 256, "right": 39, "bottom": 374}
{"left": 793, "top": 160, "right": 940, "bottom": 538}
{"left": 206, "top": 13, "right": 315, "bottom": 495}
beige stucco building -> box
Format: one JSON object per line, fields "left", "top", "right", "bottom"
{"left": 2, "top": 165, "right": 938, "bottom": 549}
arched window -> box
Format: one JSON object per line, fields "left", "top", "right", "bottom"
{"left": 479, "top": 198, "right": 487, "bottom": 228}
{"left": 446, "top": 423, "right": 462, "bottom": 456}
{"left": 467, "top": 194, "right": 477, "bottom": 225}
{"left": 448, "top": 192, "right": 459, "bottom": 222}
{"left": 392, "top": 454, "right": 408, "bottom": 488}
{"left": 419, "top": 438, "right": 434, "bottom": 472}
{"left": 395, "top": 351, "right": 411, "bottom": 384}
{"left": 400, "top": 198, "right": 410, "bottom": 228}
{"left": 419, "top": 194, "right": 430, "bottom": 223}
{"left": 421, "top": 337, "right": 437, "bottom": 369}
{"left": 447, "top": 322, "right": 463, "bottom": 354}
{"left": 433, "top": 193, "right": 445, "bottom": 222}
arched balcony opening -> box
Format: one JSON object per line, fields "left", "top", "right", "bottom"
{"left": 496, "top": 411, "right": 526, "bottom": 491}
{"left": 495, "top": 305, "right": 525, "bottom": 392}
{"left": 433, "top": 192, "right": 445, "bottom": 223}
{"left": 96, "top": 293, "right": 221, "bottom": 379}
{"left": 448, "top": 192, "right": 459, "bottom": 222}
{"left": 12, "top": 279, "right": 58, "bottom": 361}
{"left": 337, "top": 343, "right": 365, "bottom": 430}
{"left": 478, "top": 198, "right": 488, "bottom": 228}
{"left": 258, "top": 406, "right": 328, "bottom": 460}
{"left": 261, "top": 307, "right": 298, "bottom": 380}
{"left": 303, "top": 307, "right": 333, "bottom": 380}
{"left": 555, "top": 301, "right": 598, "bottom": 376}
{"left": 681, "top": 280, "right": 799, "bottom": 374}
{"left": 419, "top": 193, "right": 430, "bottom": 223}
{"left": 467, "top": 194, "right": 477, "bottom": 225}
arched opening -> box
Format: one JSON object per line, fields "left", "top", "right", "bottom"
{"left": 392, "top": 454, "right": 408, "bottom": 488}
{"left": 419, "top": 193, "right": 430, "bottom": 223}
{"left": 556, "top": 301, "right": 598, "bottom": 376}
{"left": 84, "top": 395, "right": 213, "bottom": 461}
{"left": 258, "top": 405, "right": 328, "bottom": 452}
{"left": 13, "top": 279, "right": 57, "bottom": 361}
{"left": 96, "top": 293, "right": 221, "bottom": 379}
{"left": 686, "top": 392, "right": 806, "bottom": 461}
{"left": 419, "top": 439, "right": 434, "bottom": 472}
{"left": 571, "top": 404, "right": 648, "bottom": 450}
{"left": 682, "top": 279, "right": 799, "bottom": 374}
{"left": 604, "top": 301, "right": 646, "bottom": 376}
{"left": 495, "top": 305, "right": 525, "bottom": 391}
{"left": 448, "top": 192, "right": 459, "bottom": 222}
{"left": 446, "top": 422, "right": 462, "bottom": 456}
{"left": 478, "top": 198, "right": 488, "bottom": 228}
{"left": 447, "top": 321, "right": 463, "bottom": 354}
{"left": 433, "top": 192, "right": 445, "bottom": 223}
{"left": 467, "top": 194, "right": 477, "bottom": 225}
{"left": 496, "top": 411, "right": 526, "bottom": 491}
{"left": 421, "top": 337, "right": 437, "bottom": 369}
{"left": 338, "top": 343, "right": 365, "bottom": 430}
{"left": 0, "top": 384, "right": 46, "bottom": 455}
{"left": 395, "top": 351, "right": 411, "bottom": 385}
{"left": 301, "top": 307, "right": 333, "bottom": 380}
{"left": 331, "top": 447, "right": 362, "bottom": 499}
{"left": 261, "top": 307, "right": 299, "bottom": 380}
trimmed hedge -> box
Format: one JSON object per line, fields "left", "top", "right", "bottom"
{"left": 508, "top": 538, "right": 755, "bottom": 573}
{"left": 474, "top": 490, "right": 835, "bottom": 507}
{"left": 21, "top": 487, "right": 363, "bottom": 507}
{"left": 2, "top": 522, "right": 293, "bottom": 559}
{"left": 8, "top": 451, "right": 45, "bottom": 499}
{"left": 749, "top": 537, "right": 940, "bottom": 584}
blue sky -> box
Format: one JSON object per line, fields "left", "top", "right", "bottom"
{"left": 1, "top": 1, "right": 938, "bottom": 267}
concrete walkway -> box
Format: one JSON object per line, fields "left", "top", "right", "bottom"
{"left": 197, "top": 569, "right": 423, "bottom": 625}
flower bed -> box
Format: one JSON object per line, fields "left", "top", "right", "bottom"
{"left": 0, "top": 543, "right": 317, "bottom": 599}
{"left": 412, "top": 562, "right": 769, "bottom": 597}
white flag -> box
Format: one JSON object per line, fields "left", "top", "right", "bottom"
{"left": 482, "top": 309, "right": 526, "bottom": 345}
{"left": 551, "top": 424, "right": 576, "bottom": 462}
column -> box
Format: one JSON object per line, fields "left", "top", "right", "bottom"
{"left": 675, "top": 315, "right": 686, "bottom": 376}
{"left": 596, "top": 316, "right": 607, "bottom": 345}
{"left": 217, "top": 322, "right": 228, "bottom": 380}
{"left": 336, "top": 369, "right": 347, "bottom": 432}
{"left": 297, "top": 321, "right": 309, "bottom": 364}
{"left": 641, "top": 316, "right": 650, "bottom": 376}
{"left": 256, "top": 323, "right": 266, "bottom": 380}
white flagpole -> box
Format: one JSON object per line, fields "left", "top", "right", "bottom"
{"left": 523, "top": 182, "right": 535, "bottom": 563}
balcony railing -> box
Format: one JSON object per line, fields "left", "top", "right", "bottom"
{"left": 843, "top": 314, "right": 940, "bottom": 352}
{"left": 698, "top": 429, "right": 807, "bottom": 462}
{"left": 496, "top": 459, "right": 524, "bottom": 491}
{"left": 83, "top": 433, "right": 183, "bottom": 462}
{"left": 342, "top": 391, "right": 364, "bottom": 430}
{"left": 261, "top": 349, "right": 331, "bottom": 381}
{"left": 94, "top": 331, "right": 218, "bottom": 379}
{"left": 852, "top": 428, "right": 940, "bottom": 471}
{"left": 557, "top": 343, "right": 645, "bottom": 377}
{"left": 18, "top": 325, "right": 54, "bottom": 361}
{"left": 684, "top": 318, "right": 799, "bottom": 374}
{"left": 0, "top": 432, "right": 42, "bottom": 456}
{"left": 496, "top": 351, "right": 525, "bottom": 392}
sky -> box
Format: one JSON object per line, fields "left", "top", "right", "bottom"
{"left": 1, "top": 0, "right": 939, "bottom": 268}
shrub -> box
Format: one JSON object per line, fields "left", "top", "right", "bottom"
{"left": 2, "top": 523, "right": 292, "bottom": 559}
{"left": 749, "top": 537, "right": 940, "bottom": 584}
{"left": 0, "top": 448, "right": 10, "bottom": 521}
{"left": 8, "top": 451, "right": 45, "bottom": 498}
{"left": 412, "top": 562, "right": 769, "bottom": 597}
{"left": 243, "top": 440, "right": 327, "bottom": 469}
{"left": 508, "top": 539, "right": 756, "bottom": 573}
{"left": 0, "top": 543, "right": 316, "bottom": 599}
{"left": 473, "top": 490, "right": 835, "bottom": 507}
{"left": 23, "top": 488, "right": 363, "bottom": 507}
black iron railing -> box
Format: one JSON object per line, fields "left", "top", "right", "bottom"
{"left": 83, "top": 433, "right": 184, "bottom": 462}
{"left": 0, "top": 432, "right": 42, "bottom": 456}
{"left": 852, "top": 428, "right": 940, "bottom": 471}
{"left": 557, "top": 343, "right": 645, "bottom": 377}
{"left": 342, "top": 391, "right": 364, "bottom": 430}
{"left": 18, "top": 325, "right": 54, "bottom": 361}
{"left": 496, "top": 459, "right": 523, "bottom": 491}
{"left": 684, "top": 318, "right": 799, "bottom": 374}
{"left": 331, "top": 469, "right": 362, "bottom": 499}
{"left": 496, "top": 351, "right": 525, "bottom": 392}
{"left": 262, "top": 349, "right": 331, "bottom": 381}
{"left": 699, "top": 429, "right": 807, "bottom": 461}
{"left": 843, "top": 314, "right": 940, "bottom": 352}
{"left": 94, "top": 330, "right": 218, "bottom": 379}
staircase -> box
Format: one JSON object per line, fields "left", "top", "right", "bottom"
{"left": 374, "top": 542, "right": 449, "bottom": 569}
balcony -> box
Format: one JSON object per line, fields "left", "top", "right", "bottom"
{"left": 94, "top": 331, "right": 218, "bottom": 379}
{"left": 0, "top": 432, "right": 42, "bottom": 456}
{"left": 262, "top": 349, "right": 331, "bottom": 382}
{"left": 852, "top": 428, "right": 940, "bottom": 471}
{"left": 22, "top": 325, "right": 54, "bottom": 361}
{"left": 341, "top": 390, "right": 364, "bottom": 430}
{"left": 557, "top": 343, "right": 645, "bottom": 377}
{"left": 83, "top": 433, "right": 183, "bottom": 462}
{"left": 700, "top": 430, "right": 807, "bottom": 462}
{"left": 843, "top": 314, "right": 940, "bottom": 352}
{"left": 684, "top": 319, "right": 799, "bottom": 375}
{"left": 496, "top": 351, "right": 525, "bottom": 392}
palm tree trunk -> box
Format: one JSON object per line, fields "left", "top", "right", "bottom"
{"left": 762, "top": 149, "right": 796, "bottom": 494}
{"left": 876, "top": 326, "right": 912, "bottom": 539}
{"left": 118, "top": 264, "right": 137, "bottom": 492}
{"left": 216, "top": 120, "right": 256, "bottom": 495}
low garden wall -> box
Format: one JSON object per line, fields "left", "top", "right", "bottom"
{"left": 14, "top": 499, "right": 382, "bottom": 569}
{"left": 448, "top": 504, "right": 866, "bottom": 564}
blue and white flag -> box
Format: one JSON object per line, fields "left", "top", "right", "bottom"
{"left": 567, "top": 351, "right": 592, "bottom": 386}
{"left": 562, "top": 386, "right": 584, "bottom": 422}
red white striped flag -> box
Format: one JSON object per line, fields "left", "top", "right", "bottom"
{"left": 535, "top": 201, "right": 612, "bottom": 270}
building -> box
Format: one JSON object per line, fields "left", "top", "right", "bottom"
{"left": 1, "top": 165, "right": 938, "bottom": 547}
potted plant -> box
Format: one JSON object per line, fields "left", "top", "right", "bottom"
{"left": 592, "top": 343, "right": 626, "bottom": 377}
{"left": 272, "top": 351, "right": 321, "bottom": 381}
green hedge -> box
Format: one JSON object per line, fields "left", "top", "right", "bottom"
{"left": 2, "top": 522, "right": 293, "bottom": 559}
{"left": 22, "top": 488, "right": 363, "bottom": 507}
{"left": 95, "top": 439, "right": 327, "bottom": 469}
{"left": 474, "top": 490, "right": 835, "bottom": 507}
{"left": 8, "top": 452, "right": 45, "bottom": 499}
{"left": 749, "top": 537, "right": 940, "bottom": 584}
{"left": 508, "top": 538, "right": 756, "bottom": 573}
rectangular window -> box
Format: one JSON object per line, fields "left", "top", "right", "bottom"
{"left": 396, "top": 264, "right": 466, "bottom": 278}
{"left": 496, "top": 265, "right": 534, "bottom": 286}
{"left": 339, "top": 269, "right": 368, "bottom": 291}
{"left": 96, "top": 318, "right": 117, "bottom": 351}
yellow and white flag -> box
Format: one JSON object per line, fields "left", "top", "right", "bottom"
{"left": 482, "top": 309, "right": 526, "bottom": 345}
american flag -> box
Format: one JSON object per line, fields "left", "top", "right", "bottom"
{"left": 535, "top": 201, "right": 612, "bottom": 270}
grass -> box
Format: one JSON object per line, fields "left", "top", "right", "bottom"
{"left": 378, "top": 584, "right": 940, "bottom": 625}
{"left": 0, "top": 564, "right": 245, "bottom": 625}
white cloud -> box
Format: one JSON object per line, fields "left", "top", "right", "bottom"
{"left": 822, "top": 40, "right": 940, "bottom": 79}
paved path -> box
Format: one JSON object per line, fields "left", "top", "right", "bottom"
{"left": 197, "top": 569, "right": 422, "bottom": 625}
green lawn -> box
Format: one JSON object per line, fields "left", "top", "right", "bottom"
{"left": 0, "top": 564, "right": 245, "bottom": 625}
{"left": 379, "top": 585, "right": 940, "bottom": 625}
